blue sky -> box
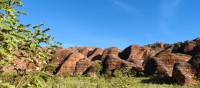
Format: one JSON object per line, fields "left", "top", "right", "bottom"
{"left": 19, "top": 0, "right": 200, "bottom": 49}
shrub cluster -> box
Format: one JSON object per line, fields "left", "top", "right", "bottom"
{"left": 0, "top": 0, "right": 60, "bottom": 67}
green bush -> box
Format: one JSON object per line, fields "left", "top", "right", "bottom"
{"left": 14, "top": 71, "right": 53, "bottom": 88}
{"left": 0, "top": 0, "right": 60, "bottom": 67}
{"left": 113, "top": 69, "right": 123, "bottom": 77}
{"left": 42, "top": 64, "right": 57, "bottom": 74}
{"left": 89, "top": 62, "right": 102, "bottom": 73}
{"left": 85, "top": 62, "right": 102, "bottom": 77}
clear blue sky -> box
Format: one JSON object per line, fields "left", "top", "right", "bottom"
{"left": 19, "top": 0, "right": 200, "bottom": 49}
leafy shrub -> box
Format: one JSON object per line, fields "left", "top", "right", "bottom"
{"left": 113, "top": 69, "right": 123, "bottom": 77}
{"left": 88, "top": 62, "right": 102, "bottom": 73}
{"left": 85, "top": 62, "right": 102, "bottom": 77}
{"left": 42, "top": 64, "right": 57, "bottom": 74}
{"left": 15, "top": 71, "right": 53, "bottom": 88}
{"left": 0, "top": 0, "right": 60, "bottom": 67}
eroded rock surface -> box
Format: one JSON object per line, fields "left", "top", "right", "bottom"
{"left": 144, "top": 51, "right": 191, "bottom": 77}
{"left": 172, "top": 62, "right": 197, "bottom": 85}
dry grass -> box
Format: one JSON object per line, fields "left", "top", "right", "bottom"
{"left": 0, "top": 71, "right": 199, "bottom": 88}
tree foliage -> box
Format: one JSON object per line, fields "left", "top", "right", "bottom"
{"left": 0, "top": 0, "right": 60, "bottom": 66}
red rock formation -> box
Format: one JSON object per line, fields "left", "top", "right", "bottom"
{"left": 74, "top": 59, "right": 91, "bottom": 75}
{"left": 76, "top": 47, "right": 95, "bottom": 56}
{"left": 51, "top": 48, "right": 78, "bottom": 68}
{"left": 101, "top": 47, "right": 120, "bottom": 60}
{"left": 57, "top": 52, "right": 85, "bottom": 75}
{"left": 189, "top": 54, "right": 200, "bottom": 79}
{"left": 120, "top": 45, "right": 156, "bottom": 70}
{"left": 121, "top": 60, "right": 142, "bottom": 70}
{"left": 172, "top": 62, "right": 197, "bottom": 85}
{"left": 173, "top": 41, "right": 197, "bottom": 55}
{"left": 183, "top": 41, "right": 197, "bottom": 53}
{"left": 144, "top": 51, "right": 191, "bottom": 77}
{"left": 88, "top": 48, "right": 104, "bottom": 61}
{"left": 102, "top": 54, "right": 122, "bottom": 73}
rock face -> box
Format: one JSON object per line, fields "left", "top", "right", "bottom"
{"left": 52, "top": 48, "right": 78, "bottom": 68}
{"left": 189, "top": 54, "right": 200, "bottom": 79}
{"left": 144, "top": 51, "right": 191, "bottom": 77}
{"left": 172, "top": 62, "right": 197, "bottom": 85}
{"left": 57, "top": 52, "right": 85, "bottom": 75}
{"left": 182, "top": 41, "right": 197, "bottom": 54}
{"left": 76, "top": 47, "right": 95, "bottom": 56}
{"left": 101, "top": 47, "right": 120, "bottom": 60}
{"left": 120, "top": 45, "right": 156, "bottom": 70}
{"left": 102, "top": 54, "right": 122, "bottom": 73}
{"left": 191, "top": 45, "right": 200, "bottom": 56}
{"left": 88, "top": 48, "right": 104, "bottom": 61}
{"left": 144, "top": 57, "right": 160, "bottom": 76}
{"left": 121, "top": 60, "right": 142, "bottom": 71}
{"left": 74, "top": 59, "right": 91, "bottom": 75}
{"left": 173, "top": 41, "right": 197, "bottom": 55}
{"left": 147, "top": 43, "right": 172, "bottom": 53}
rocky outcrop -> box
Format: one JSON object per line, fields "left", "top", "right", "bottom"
{"left": 101, "top": 47, "right": 120, "bottom": 60}
{"left": 120, "top": 45, "right": 156, "bottom": 70}
{"left": 51, "top": 48, "right": 78, "bottom": 68}
{"left": 88, "top": 48, "right": 104, "bottom": 61}
{"left": 121, "top": 60, "right": 142, "bottom": 71}
{"left": 74, "top": 59, "right": 91, "bottom": 75}
{"left": 172, "top": 38, "right": 200, "bottom": 56}
{"left": 102, "top": 54, "right": 144, "bottom": 75}
{"left": 189, "top": 54, "right": 200, "bottom": 79}
{"left": 56, "top": 52, "right": 85, "bottom": 75}
{"left": 146, "top": 43, "right": 172, "bottom": 53}
{"left": 76, "top": 47, "right": 95, "bottom": 56}
{"left": 172, "top": 62, "right": 197, "bottom": 85}
{"left": 144, "top": 51, "right": 191, "bottom": 77}
{"left": 173, "top": 41, "right": 197, "bottom": 55}
{"left": 102, "top": 54, "right": 122, "bottom": 73}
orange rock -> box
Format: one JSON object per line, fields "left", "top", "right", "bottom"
{"left": 102, "top": 54, "right": 122, "bottom": 73}
{"left": 57, "top": 52, "right": 85, "bottom": 75}
{"left": 189, "top": 54, "right": 200, "bottom": 79}
{"left": 76, "top": 47, "right": 95, "bottom": 56}
{"left": 88, "top": 48, "right": 104, "bottom": 61}
{"left": 144, "top": 51, "right": 191, "bottom": 77}
{"left": 74, "top": 59, "right": 91, "bottom": 75}
{"left": 120, "top": 45, "right": 156, "bottom": 70}
{"left": 101, "top": 47, "right": 120, "bottom": 59}
{"left": 51, "top": 48, "right": 78, "bottom": 67}
{"left": 172, "top": 62, "right": 197, "bottom": 85}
